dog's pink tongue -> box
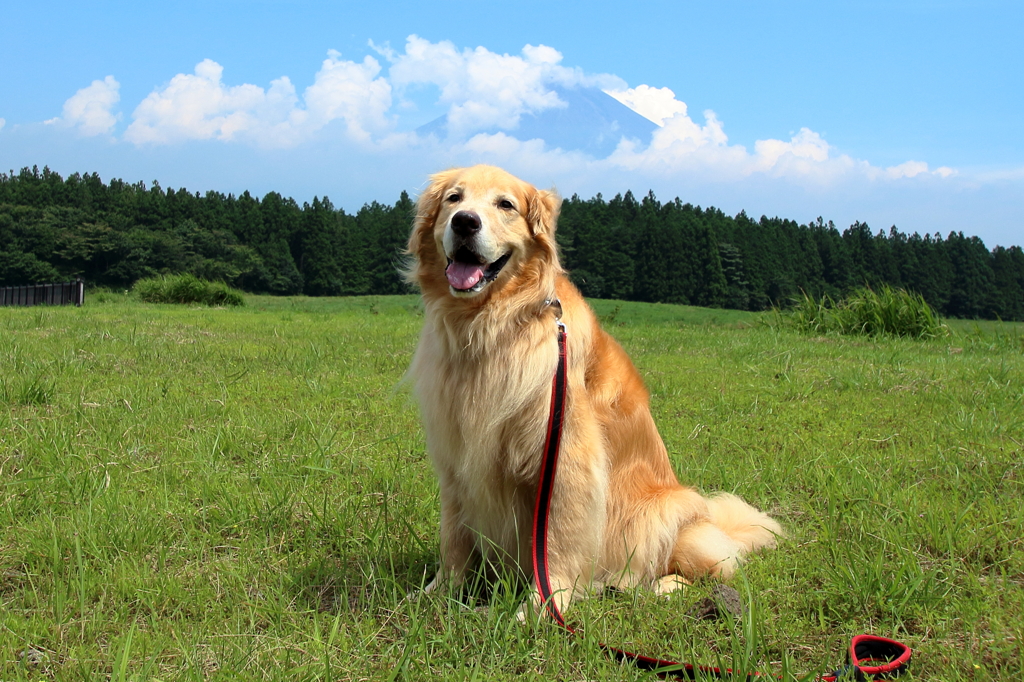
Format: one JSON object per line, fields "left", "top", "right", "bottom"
{"left": 446, "top": 261, "right": 484, "bottom": 290}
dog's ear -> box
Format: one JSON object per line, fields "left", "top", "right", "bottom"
{"left": 527, "top": 188, "right": 561, "bottom": 237}
{"left": 408, "top": 168, "right": 461, "bottom": 257}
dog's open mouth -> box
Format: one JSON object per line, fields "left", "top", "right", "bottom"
{"left": 445, "top": 246, "right": 512, "bottom": 293}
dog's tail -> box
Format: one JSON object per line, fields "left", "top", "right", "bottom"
{"left": 705, "top": 492, "right": 782, "bottom": 555}
{"left": 668, "top": 491, "right": 782, "bottom": 581}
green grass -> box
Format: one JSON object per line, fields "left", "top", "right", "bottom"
{"left": 1, "top": 295, "right": 1021, "bottom": 680}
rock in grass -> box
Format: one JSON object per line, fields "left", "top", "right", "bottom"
{"left": 20, "top": 647, "right": 48, "bottom": 667}
{"left": 690, "top": 584, "right": 744, "bottom": 620}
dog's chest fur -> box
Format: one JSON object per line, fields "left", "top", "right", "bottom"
{"left": 412, "top": 318, "right": 556, "bottom": 563}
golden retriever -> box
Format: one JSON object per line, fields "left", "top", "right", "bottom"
{"left": 406, "top": 165, "right": 780, "bottom": 615}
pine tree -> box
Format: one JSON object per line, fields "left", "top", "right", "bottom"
{"left": 365, "top": 192, "right": 414, "bottom": 295}
{"left": 299, "top": 197, "right": 342, "bottom": 296}
{"left": 258, "top": 192, "right": 304, "bottom": 294}
{"left": 632, "top": 191, "right": 669, "bottom": 303}
{"left": 905, "top": 232, "right": 952, "bottom": 312}
{"left": 988, "top": 246, "right": 1024, "bottom": 320}
{"left": 945, "top": 231, "right": 996, "bottom": 318}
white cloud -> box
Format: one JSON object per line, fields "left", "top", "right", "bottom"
{"left": 387, "top": 35, "right": 623, "bottom": 136}
{"left": 604, "top": 85, "right": 687, "bottom": 127}
{"left": 883, "top": 160, "right": 929, "bottom": 179}
{"left": 605, "top": 104, "right": 825, "bottom": 182}
{"left": 125, "top": 53, "right": 391, "bottom": 146}
{"left": 599, "top": 88, "right": 849, "bottom": 182}
{"left": 652, "top": 109, "right": 729, "bottom": 152}
{"left": 43, "top": 37, "right": 960, "bottom": 194}
{"left": 301, "top": 50, "right": 393, "bottom": 141}
{"left": 604, "top": 89, "right": 956, "bottom": 186}
{"left": 125, "top": 60, "right": 266, "bottom": 144}
{"left": 881, "top": 160, "right": 957, "bottom": 180}
{"left": 458, "top": 132, "right": 589, "bottom": 173}
{"left": 0, "top": 118, "right": 5, "bottom": 132}
{"left": 46, "top": 75, "right": 121, "bottom": 136}
{"left": 754, "top": 128, "right": 830, "bottom": 167}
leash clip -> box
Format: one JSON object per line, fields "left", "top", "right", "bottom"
{"left": 544, "top": 297, "right": 562, "bottom": 319}
{"left": 544, "top": 298, "right": 565, "bottom": 333}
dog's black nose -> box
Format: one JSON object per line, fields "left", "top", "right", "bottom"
{"left": 451, "top": 210, "right": 482, "bottom": 238}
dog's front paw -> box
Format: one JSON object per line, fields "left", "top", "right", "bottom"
{"left": 513, "top": 589, "right": 548, "bottom": 623}
{"left": 404, "top": 574, "right": 441, "bottom": 603}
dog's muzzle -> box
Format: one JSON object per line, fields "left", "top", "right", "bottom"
{"left": 444, "top": 211, "right": 511, "bottom": 293}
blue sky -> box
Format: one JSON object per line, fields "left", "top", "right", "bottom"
{"left": 1, "top": 0, "right": 1021, "bottom": 247}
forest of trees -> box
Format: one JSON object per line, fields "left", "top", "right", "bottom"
{"left": 2, "top": 166, "right": 1023, "bottom": 320}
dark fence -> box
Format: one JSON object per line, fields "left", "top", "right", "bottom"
{"left": 0, "top": 280, "right": 85, "bottom": 307}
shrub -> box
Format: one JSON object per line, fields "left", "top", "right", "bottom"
{"left": 785, "top": 286, "right": 946, "bottom": 339}
{"left": 133, "top": 274, "right": 245, "bottom": 307}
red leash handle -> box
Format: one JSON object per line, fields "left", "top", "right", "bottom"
{"left": 530, "top": 315, "right": 911, "bottom": 681}
{"left": 819, "top": 635, "right": 912, "bottom": 681}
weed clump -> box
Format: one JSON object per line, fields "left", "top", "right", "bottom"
{"left": 0, "top": 374, "right": 55, "bottom": 406}
{"left": 88, "top": 286, "right": 131, "bottom": 304}
{"left": 785, "top": 285, "right": 945, "bottom": 339}
{"left": 133, "top": 274, "right": 245, "bottom": 307}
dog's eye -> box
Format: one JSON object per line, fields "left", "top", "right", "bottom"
{"left": 498, "top": 199, "right": 515, "bottom": 210}
{"left": 446, "top": 193, "right": 461, "bottom": 203}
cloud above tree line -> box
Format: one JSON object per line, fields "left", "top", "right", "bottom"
{"left": 39, "top": 35, "right": 954, "bottom": 187}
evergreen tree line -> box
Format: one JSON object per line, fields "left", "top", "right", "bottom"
{"left": 2, "top": 166, "right": 1022, "bottom": 320}
{"left": 0, "top": 166, "right": 413, "bottom": 298}
{"left": 558, "top": 191, "right": 1024, "bottom": 320}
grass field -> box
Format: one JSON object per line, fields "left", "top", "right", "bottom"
{"left": 1, "top": 294, "right": 1021, "bottom": 680}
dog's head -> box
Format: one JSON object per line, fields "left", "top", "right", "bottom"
{"left": 407, "top": 165, "right": 561, "bottom": 304}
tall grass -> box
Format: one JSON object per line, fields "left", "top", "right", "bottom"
{"left": 133, "top": 273, "right": 245, "bottom": 306}
{"left": 785, "top": 285, "right": 946, "bottom": 339}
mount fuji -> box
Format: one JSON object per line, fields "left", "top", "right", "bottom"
{"left": 416, "top": 85, "right": 659, "bottom": 157}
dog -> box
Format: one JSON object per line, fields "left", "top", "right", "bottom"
{"left": 405, "top": 165, "right": 780, "bottom": 616}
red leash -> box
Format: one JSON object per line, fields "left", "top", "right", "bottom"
{"left": 530, "top": 310, "right": 911, "bottom": 680}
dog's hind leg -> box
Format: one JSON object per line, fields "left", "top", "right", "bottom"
{"left": 604, "top": 484, "right": 710, "bottom": 588}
